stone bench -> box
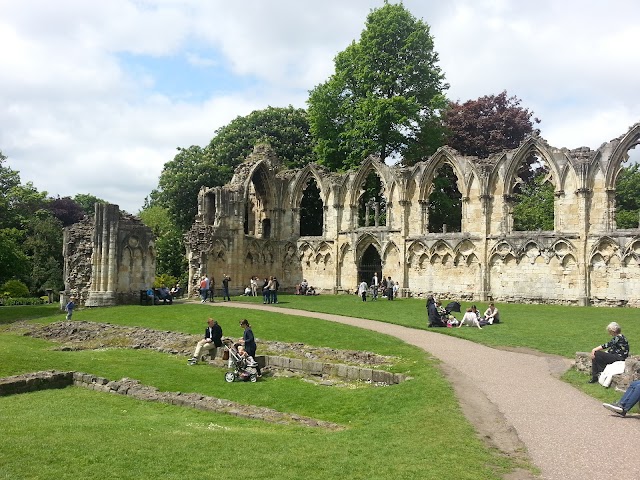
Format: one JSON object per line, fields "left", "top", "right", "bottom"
{"left": 575, "top": 352, "right": 640, "bottom": 391}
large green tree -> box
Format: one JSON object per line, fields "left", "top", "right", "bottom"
{"left": 308, "top": 2, "right": 448, "bottom": 170}
{"left": 443, "top": 91, "right": 540, "bottom": 158}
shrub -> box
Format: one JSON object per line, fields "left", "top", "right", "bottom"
{"left": 153, "top": 274, "right": 177, "bottom": 289}
{"left": 0, "top": 297, "right": 44, "bottom": 306}
{"left": 1, "top": 279, "right": 30, "bottom": 298}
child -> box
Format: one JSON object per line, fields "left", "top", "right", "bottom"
{"left": 65, "top": 297, "right": 76, "bottom": 320}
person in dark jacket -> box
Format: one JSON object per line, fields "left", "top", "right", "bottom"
{"left": 238, "top": 319, "right": 261, "bottom": 376}
{"left": 426, "top": 295, "right": 445, "bottom": 327}
{"left": 589, "top": 322, "right": 630, "bottom": 383}
{"left": 222, "top": 274, "right": 231, "bottom": 301}
{"left": 188, "top": 318, "right": 223, "bottom": 365}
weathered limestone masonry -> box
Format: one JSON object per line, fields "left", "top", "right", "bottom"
{"left": 63, "top": 203, "right": 155, "bottom": 307}
{"left": 186, "top": 125, "right": 640, "bottom": 306}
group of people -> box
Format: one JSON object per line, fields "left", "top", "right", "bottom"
{"left": 357, "top": 272, "right": 397, "bottom": 301}
{"left": 294, "top": 279, "right": 318, "bottom": 296}
{"left": 198, "top": 274, "right": 232, "bottom": 303}
{"left": 187, "top": 317, "right": 261, "bottom": 377}
{"left": 261, "top": 276, "right": 280, "bottom": 304}
{"left": 426, "top": 296, "right": 500, "bottom": 329}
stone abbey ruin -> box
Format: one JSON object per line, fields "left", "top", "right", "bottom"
{"left": 185, "top": 123, "right": 640, "bottom": 307}
{"left": 63, "top": 123, "right": 640, "bottom": 307}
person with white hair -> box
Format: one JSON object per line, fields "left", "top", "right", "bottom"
{"left": 589, "top": 322, "right": 629, "bottom": 383}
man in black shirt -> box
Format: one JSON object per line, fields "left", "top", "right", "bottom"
{"left": 188, "top": 318, "right": 223, "bottom": 365}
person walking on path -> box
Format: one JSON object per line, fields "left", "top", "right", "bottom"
{"left": 65, "top": 297, "right": 76, "bottom": 320}
{"left": 188, "top": 318, "right": 223, "bottom": 365}
{"left": 222, "top": 274, "right": 231, "bottom": 301}
{"left": 238, "top": 319, "right": 261, "bottom": 376}
{"left": 589, "top": 321, "right": 629, "bottom": 383}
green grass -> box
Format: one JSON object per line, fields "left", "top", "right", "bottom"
{"left": 239, "top": 293, "right": 640, "bottom": 358}
{"left": 0, "top": 303, "right": 518, "bottom": 480}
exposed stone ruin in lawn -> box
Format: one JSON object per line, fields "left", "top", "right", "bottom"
{"left": 185, "top": 125, "right": 640, "bottom": 307}
{"left": 9, "top": 321, "right": 406, "bottom": 386}
{"left": 62, "top": 203, "right": 155, "bottom": 308}
{"left": 0, "top": 370, "right": 343, "bottom": 430}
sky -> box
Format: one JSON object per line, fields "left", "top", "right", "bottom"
{"left": 1, "top": 0, "right": 639, "bottom": 214}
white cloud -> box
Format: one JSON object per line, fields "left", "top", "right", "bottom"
{"left": 0, "top": 0, "right": 639, "bottom": 214}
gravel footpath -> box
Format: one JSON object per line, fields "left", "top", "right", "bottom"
{"left": 209, "top": 301, "right": 640, "bottom": 480}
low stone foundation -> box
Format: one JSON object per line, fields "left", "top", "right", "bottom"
{"left": 261, "top": 355, "right": 406, "bottom": 385}
{"left": 574, "top": 352, "right": 640, "bottom": 391}
{"left": 0, "top": 370, "right": 343, "bottom": 430}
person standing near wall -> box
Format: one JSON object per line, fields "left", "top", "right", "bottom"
{"left": 371, "top": 272, "right": 379, "bottom": 300}
{"left": 271, "top": 276, "right": 279, "bottom": 304}
{"left": 222, "top": 274, "right": 231, "bottom": 301}
{"left": 208, "top": 276, "right": 215, "bottom": 302}
{"left": 250, "top": 276, "right": 258, "bottom": 296}
{"left": 386, "top": 276, "right": 394, "bottom": 300}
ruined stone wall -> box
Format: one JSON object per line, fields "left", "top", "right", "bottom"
{"left": 185, "top": 124, "right": 640, "bottom": 306}
{"left": 63, "top": 204, "right": 155, "bottom": 307}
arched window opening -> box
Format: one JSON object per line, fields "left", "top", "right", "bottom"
{"left": 358, "top": 171, "right": 387, "bottom": 227}
{"left": 512, "top": 153, "right": 554, "bottom": 231}
{"left": 300, "top": 179, "right": 324, "bottom": 236}
{"left": 615, "top": 142, "right": 640, "bottom": 229}
{"left": 204, "top": 192, "right": 216, "bottom": 225}
{"left": 262, "top": 219, "right": 271, "bottom": 239}
{"left": 427, "top": 163, "right": 462, "bottom": 233}
{"left": 245, "top": 166, "right": 270, "bottom": 237}
{"left": 358, "top": 244, "right": 382, "bottom": 284}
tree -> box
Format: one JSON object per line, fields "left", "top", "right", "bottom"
{"left": 22, "top": 211, "right": 65, "bottom": 294}
{"left": 443, "top": 91, "right": 540, "bottom": 158}
{"left": 512, "top": 173, "right": 554, "bottom": 231}
{"left": 615, "top": 163, "right": 640, "bottom": 229}
{"left": 0, "top": 228, "right": 29, "bottom": 285}
{"left": 46, "top": 196, "right": 86, "bottom": 227}
{"left": 207, "top": 106, "right": 313, "bottom": 170}
{"left": 73, "top": 194, "right": 105, "bottom": 217}
{"left": 308, "top": 2, "right": 448, "bottom": 170}
{"left": 138, "top": 205, "right": 187, "bottom": 281}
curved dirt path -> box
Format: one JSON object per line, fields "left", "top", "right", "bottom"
{"left": 208, "top": 301, "right": 640, "bottom": 480}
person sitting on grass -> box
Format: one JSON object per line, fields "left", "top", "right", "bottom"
{"left": 484, "top": 303, "right": 500, "bottom": 324}
{"left": 602, "top": 379, "right": 640, "bottom": 417}
{"left": 458, "top": 307, "right": 482, "bottom": 329}
{"left": 589, "top": 322, "right": 629, "bottom": 383}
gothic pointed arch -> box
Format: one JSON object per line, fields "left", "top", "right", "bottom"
{"left": 605, "top": 123, "right": 640, "bottom": 189}
{"left": 504, "top": 137, "right": 562, "bottom": 196}
{"left": 348, "top": 156, "right": 392, "bottom": 206}
{"left": 355, "top": 233, "right": 382, "bottom": 261}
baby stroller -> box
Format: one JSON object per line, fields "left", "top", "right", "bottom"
{"left": 222, "top": 338, "right": 259, "bottom": 383}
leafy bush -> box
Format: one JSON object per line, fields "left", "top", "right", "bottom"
{"left": 0, "top": 297, "right": 44, "bottom": 306}
{"left": 1, "top": 279, "right": 30, "bottom": 298}
{"left": 153, "top": 274, "right": 177, "bottom": 289}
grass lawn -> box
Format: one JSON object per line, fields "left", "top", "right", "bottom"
{"left": 0, "top": 303, "right": 519, "bottom": 480}
{"left": 237, "top": 293, "right": 640, "bottom": 359}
